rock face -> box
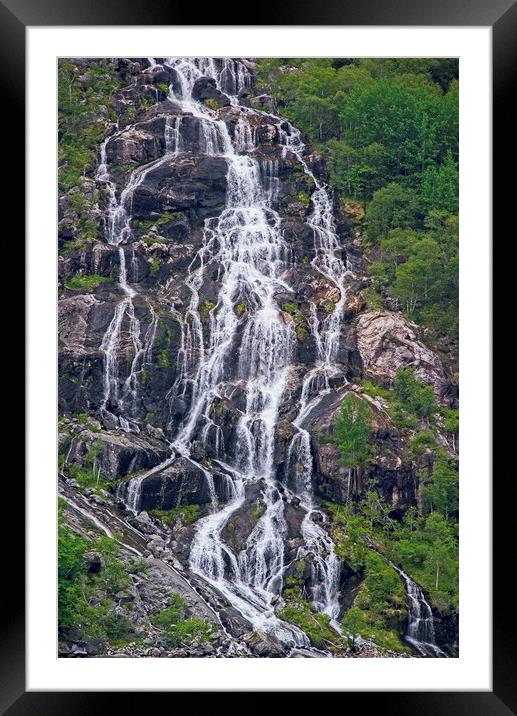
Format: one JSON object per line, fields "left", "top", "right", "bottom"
{"left": 58, "top": 57, "right": 456, "bottom": 657}
{"left": 355, "top": 310, "right": 448, "bottom": 398}
{"left": 64, "top": 428, "right": 170, "bottom": 480}
{"left": 131, "top": 458, "right": 231, "bottom": 511}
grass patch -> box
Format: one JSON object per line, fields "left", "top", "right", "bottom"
{"left": 149, "top": 504, "right": 202, "bottom": 526}
{"left": 66, "top": 274, "right": 110, "bottom": 292}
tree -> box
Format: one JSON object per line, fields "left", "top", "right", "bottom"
{"left": 393, "top": 368, "right": 438, "bottom": 420}
{"left": 391, "top": 238, "right": 443, "bottom": 315}
{"left": 365, "top": 183, "right": 419, "bottom": 242}
{"left": 341, "top": 606, "right": 368, "bottom": 651}
{"left": 333, "top": 394, "right": 373, "bottom": 469}
{"left": 420, "top": 153, "right": 459, "bottom": 214}
{"left": 339, "top": 77, "right": 448, "bottom": 180}
{"left": 422, "top": 512, "right": 458, "bottom": 609}
{"left": 422, "top": 452, "right": 459, "bottom": 520}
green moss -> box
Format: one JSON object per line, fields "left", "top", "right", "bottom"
{"left": 199, "top": 299, "right": 216, "bottom": 320}
{"left": 66, "top": 274, "right": 110, "bottom": 292}
{"left": 140, "top": 234, "right": 167, "bottom": 247}
{"left": 203, "top": 98, "right": 220, "bottom": 110}
{"left": 281, "top": 302, "right": 308, "bottom": 341}
{"left": 234, "top": 302, "right": 247, "bottom": 317}
{"left": 250, "top": 503, "right": 264, "bottom": 521}
{"left": 140, "top": 96, "right": 154, "bottom": 109}
{"left": 295, "top": 325, "right": 308, "bottom": 340}
{"left": 297, "top": 190, "right": 311, "bottom": 208}
{"left": 133, "top": 212, "right": 175, "bottom": 232}
{"left": 158, "top": 349, "right": 170, "bottom": 369}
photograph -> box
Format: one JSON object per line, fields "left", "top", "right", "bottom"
{"left": 56, "top": 56, "right": 460, "bottom": 660}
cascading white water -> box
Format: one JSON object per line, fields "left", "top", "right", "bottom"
{"left": 118, "top": 58, "right": 346, "bottom": 649}
{"left": 277, "top": 123, "right": 350, "bottom": 624}
{"left": 96, "top": 130, "right": 166, "bottom": 431}
{"left": 394, "top": 565, "right": 446, "bottom": 657}
{"left": 156, "top": 58, "right": 309, "bottom": 647}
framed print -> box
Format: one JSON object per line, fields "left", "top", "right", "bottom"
{"left": 7, "top": 0, "right": 509, "bottom": 709}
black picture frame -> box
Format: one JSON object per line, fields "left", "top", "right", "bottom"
{"left": 6, "top": 0, "right": 507, "bottom": 709}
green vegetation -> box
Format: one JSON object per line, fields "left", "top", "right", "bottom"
{"left": 203, "top": 98, "right": 220, "bottom": 111}
{"left": 250, "top": 503, "right": 264, "bottom": 521}
{"left": 327, "top": 482, "right": 458, "bottom": 618}
{"left": 58, "top": 60, "right": 122, "bottom": 193}
{"left": 393, "top": 368, "right": 438, "bottom": 421}
{"left": 151, "top": 593, "right": 215, "bottom": 646}
{"left": 254, "top": 58, "right": 458, "bottom": 354}
{"left": 149, "top": 504, "right": 202, "bottom": 526}
{"left": 65, "top": 274, "right": 110, "bottom": 292}
{"left": 279, "top": 581, "right": 343, "bottom": 651}
{"left": 148, "top": 255, "right": 162, "bottom": 276}
{"left": 199, "top": 299, "right": 216, "bottom": 320}
{"left": 341, "top": 606, "right": 367, "bottom": 650}
{"left": 323, "top": 394, "right": 373, "bottom": 471}
{"left": 359, "top": 368, "right": 439, "bottom": 430}
{"left": 158, "top": 349, "right": 170, "bottom": 368}
{"left": 234, "top": 302, "right": 247, "bottom": 317}
{"left": 133, "top": 212, "right": 175, "bottom": 232}
{"left": 281, "top": 302, "right": 308, "bottom": 341}
{"left": 322, "top": 298, "right": 336, "bottom": 312}
{"left": 58, "top": 503, "right": 136, "bottom": 645}
{"left": 66, "top": 441, "right": 107, "bottom": 490}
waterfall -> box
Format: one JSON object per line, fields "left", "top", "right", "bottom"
{"left": 278, "top": 123, "right": 350, "bottom": 625}
{"left": 115, "top": 58, "right": 346, "bottom": 649}
{"left": 394, "top": 565, "right": 446, "bottom": 656}
{"left": 96, "top": 132, "right": 165, "bottom": 431}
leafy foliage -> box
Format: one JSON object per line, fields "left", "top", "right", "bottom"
{"left": 393, "top": 368, "right": 438, "bottom": 420}
{"left": 58, "top": 60, "right": 122, "bottom": 192}
{"left": 278, "top": 583, "right": 344, "bottom": 651}
{"left": 151, "top": 593, "right": 215, "bottom": 647}
{"left": 328, "top": 394, "right": 373, "bottom": 469}
{"left": 58, "top": 504, "right": 135, "bottom": 644}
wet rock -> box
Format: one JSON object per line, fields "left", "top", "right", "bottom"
{"left": 245, "top": 631, "right": 286, "bottom": 657}
{"left": 192, "top": 76, "right": 231, "bottom": 107}
{"left": 218, "top": 607, "right": 252, "bottom": 638}
{"left": 65, "top": 430, "right": 170, "bottom": 482}
{"left": 134, "top": 456, "right": 227, "bottom": 511}
{"left": 131, "top": 155, "right": 228, "bottom": 223}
